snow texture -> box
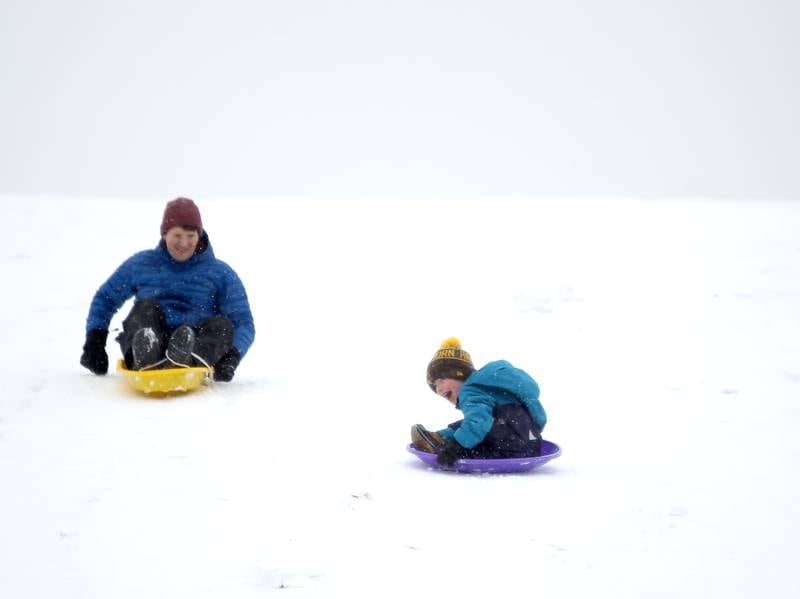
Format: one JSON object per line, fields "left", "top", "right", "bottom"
{"left": 1, "top": 196, "right": 799, "bottom": 598}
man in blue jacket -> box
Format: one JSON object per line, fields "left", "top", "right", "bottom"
{"left": 80, "top": 197, "right": 255, "bottom": 382}
{"left": 412, "top": 337, "right": 546, "bottom": 466}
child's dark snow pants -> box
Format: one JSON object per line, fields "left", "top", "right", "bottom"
{"left": 447, "top": 403, "right": 542, "bottom": 458}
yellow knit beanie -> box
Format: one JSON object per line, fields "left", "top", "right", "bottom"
{"left": 426, "top": 337, "right": 475, "bottom": 390}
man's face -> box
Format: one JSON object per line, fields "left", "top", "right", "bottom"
{"left": 163, "top": 226, "right": 199, "bottom": 262}
{"left": 434, "top": 378, "right": 463, "bottom": 406}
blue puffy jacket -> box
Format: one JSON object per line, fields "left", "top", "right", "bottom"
{"left": 85, "top": 233, "right": 255, "bottom": 356}
{"left": 437, "top": 360, "right": 546, "bottom": 448}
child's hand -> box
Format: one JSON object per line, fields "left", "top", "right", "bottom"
{"left": 436, "top": 438, "right": 463, "bottom": 467}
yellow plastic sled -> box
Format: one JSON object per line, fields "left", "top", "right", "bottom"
{"left": 117, "top": 359, "right": 212, "bottom": 395}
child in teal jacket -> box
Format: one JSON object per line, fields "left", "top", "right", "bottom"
{"left": 412, "top": 337, "right": 547, "bottom": 466}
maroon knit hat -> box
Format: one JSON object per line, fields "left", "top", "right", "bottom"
{"left": 160, "top": 197, "right": 203, "bottom": 236}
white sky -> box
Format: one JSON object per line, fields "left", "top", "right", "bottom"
{"left": 1, "top": 0, "right": 799, "bottom": 199}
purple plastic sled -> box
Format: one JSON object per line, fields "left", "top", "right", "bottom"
{"left": 407, "top": 440, "right": 561, "bottom": 474}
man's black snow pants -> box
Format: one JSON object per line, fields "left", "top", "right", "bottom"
{"left": 117, "top": 298, "right": 234, "bottom": 368}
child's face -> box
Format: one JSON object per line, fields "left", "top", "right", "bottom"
{"left": 434, "top": 378, "right": 463, "bottom": 407}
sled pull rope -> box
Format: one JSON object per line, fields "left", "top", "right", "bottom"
{"left": 191, "top": 353, "right": 215, "bottom": 387}
{"left": 163, "top": 350, "right": 212, "bottom": 370}
{"left": 138, "top": 353, "right": 214, "bottom": 386}
{"left": 140, "top": 358, "right": 170, "bottom": 371}
{"left": 163, "top": 351, "right": 215, "bottom": 386}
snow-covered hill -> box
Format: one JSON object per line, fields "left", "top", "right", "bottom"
{"left": 1, "top": 196, "right": 798, "bottom": 598}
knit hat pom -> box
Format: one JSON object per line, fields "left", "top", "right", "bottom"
{"left": 440, "top": 337, "right": 462, "bottom": 350}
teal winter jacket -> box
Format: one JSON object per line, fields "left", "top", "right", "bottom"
{"left": 437, "top": 360, "right": 546, "bottom": 448}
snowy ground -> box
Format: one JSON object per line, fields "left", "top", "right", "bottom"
{"left": 1, "top": 196, "right": 799, "bottom": 598}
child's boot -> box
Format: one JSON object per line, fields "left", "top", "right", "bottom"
{"left": 411, "top": 424, "right": 444, "bottom": 453}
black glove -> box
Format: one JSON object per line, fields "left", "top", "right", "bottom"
{"left": 80, "top": 329, "right": 109, "bottom": 375}
{"left": 436, "top": 437, "right": 463, "bottom": 467}
{"left": 214, "top": 347, "right": 241, "bottom": 382}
